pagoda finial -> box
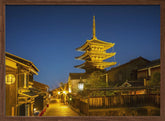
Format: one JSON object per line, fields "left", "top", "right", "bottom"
{"left": 93, "top": 16, "right": 97, "bottom": 39}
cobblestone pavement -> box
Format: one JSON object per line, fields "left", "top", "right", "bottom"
{"left": 43, "top": 99, "right": 80, "bottom": 116}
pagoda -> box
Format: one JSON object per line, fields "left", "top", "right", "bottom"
{"left": 75, "top": 16, "right": 117, "bottom": 73}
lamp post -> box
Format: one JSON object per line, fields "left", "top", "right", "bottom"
{"left": 57, "top": 91, "right": 60, "bottom": 99}
{"left": 63, "top": 91, "right": 68, "bottom": 104}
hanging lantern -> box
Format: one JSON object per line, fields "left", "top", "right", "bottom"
{"left": 78, "top": 77, "right": 84, "bottom": 91}
{"left": 5, "top": 74, "right": 15, "bottom": 85}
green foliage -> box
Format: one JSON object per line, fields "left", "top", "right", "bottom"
{"left": 85, "top": 71, "right": 106, "bottom": 89}
{"left": 148, "top": 72, "right": 160, "bottom": 86}
{"left": 81, "top": 71, "right": 107, "bottom": 97}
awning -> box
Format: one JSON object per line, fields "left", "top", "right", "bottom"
{"left": 29, "top": 88, "right": 41, "bottom": 93}
{"left": 23, "top": 91, "right": 38, "bottom": 97}
{"left": 19, "top": 90, "right": 38, "bottom": 97}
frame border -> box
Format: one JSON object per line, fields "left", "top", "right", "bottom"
{"left": 0, "top": 0, "right": 164, "bottom": 121}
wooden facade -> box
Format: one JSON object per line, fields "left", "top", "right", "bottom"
{"left": 5, "top": 52, "right": 39, "bottom": 116}
{"left": 33, "top": 80, "right": 49, "bottom": 112}
{"left": 5, "top": 66, "right": 17, "bottom": 116}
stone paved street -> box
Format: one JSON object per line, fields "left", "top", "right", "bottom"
{"left": 43, "top": 99, "right": 80, "bottom": 116}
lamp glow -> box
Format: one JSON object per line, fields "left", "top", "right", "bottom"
{"left": 5, "top": 74, "right": 15, "bottom": 85}
{"left": 78, "top": 77, "right": 84, "bottom": 91}
{"left": 69, "top": 88, "right": 71, "bottom": 93}
{"left": 78, "top": 83, "right": 84, "bottom": 91}
{"left": 63, "top": 91, "right": 66, "bottom": 94}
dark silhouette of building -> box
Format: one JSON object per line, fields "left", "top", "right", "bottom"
{"left": 106, "top": 56, "right": 150, "bottom": 87}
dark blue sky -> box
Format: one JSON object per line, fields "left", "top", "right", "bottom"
{"left": 6, "top": 5, "right": 160, "bottom": 90}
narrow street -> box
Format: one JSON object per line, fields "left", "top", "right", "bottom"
{"left": 43, "top": 98, "right": 80, "bottom": 116}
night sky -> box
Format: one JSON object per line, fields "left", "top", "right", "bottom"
{"left": 6, "top": 5, "right": 160, "bottom": 90}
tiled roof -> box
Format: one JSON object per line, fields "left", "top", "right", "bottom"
{"left": 107, "top": 56, "right": 150, "bottom": 72}
{"left": 5, "top": 52, "right": 39, "bottom": 72}
{"left": 69, "top": 73, "right": 88, "bottom": 80}
{"left": 23, "top": 91, "right": 38, "bottom": 97}
{"left": 33, "top": 80, "right": 49, "bottom": 87}
{"left": 120, "top": 81, "right": 144, "bottom": 87}
{"left": 128, "top": 81, "right": 144, "bottom": 87}
{"left": 90, "top": 39, "right": 111, "bottom": 44}
{"left": 29, "top": 88, "right": 41, "bottom": 93}
{"left": 138, "top": 59, "right": 160, "bottom": 70}
{"left": 33, "top": 80, "right": 49, "bottom": 91}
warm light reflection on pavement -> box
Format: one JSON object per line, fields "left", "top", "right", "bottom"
{"left": 43, "top": 99, "right": 79, "bottom": 116}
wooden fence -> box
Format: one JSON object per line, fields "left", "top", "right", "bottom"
{"left": 76, "top": 94, "right": 160, "bottom": 115}
{"left": 88, "top": 94, "right": 160, "bottom": 108}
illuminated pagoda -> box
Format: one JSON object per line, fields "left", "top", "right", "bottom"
{"left": 75, "top": 16, "right": 117, "bottom": 73}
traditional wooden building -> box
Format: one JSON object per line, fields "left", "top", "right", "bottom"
{"left": 106, "top": 56, "right": 150, "bottom": 87}
{"left": 75, "top": 16, "right": 117, "bottom": 73}
{"left": 119, "top": 80, "right": 146, "bottom": 95}
{"left": 137, "top": 59, "right": 160, "bottom": 79}
{"left": 33, "top": 80, "right": 49, "bottom": 112}
{"left": 5, "top": 52, "right": 39, "bottom": 116}
{"left": 137, "top": 59, "right": 160, "bottom": 86}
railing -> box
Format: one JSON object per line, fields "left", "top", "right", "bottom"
{"left": 88, "top": 94, "right": 160, "bottom": 109}
{"left": 75, "top": 94, "right": 160, "bottom": 115}
{"left": 79, "top": 101, "right": 89, "bottom": 115}
{"left": 71, "top": 86, "right": 160, "bottom": 115}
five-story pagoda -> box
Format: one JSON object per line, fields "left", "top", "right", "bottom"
{"left": 75, "top": 16, "right": 117, "bottom": 73}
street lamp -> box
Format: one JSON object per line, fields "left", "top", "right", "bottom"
{"left": 68, "top": 88, "right": 72, "bottom": 93}
{"left": 63, "top": 91, "right": 66, "bottom": 94}
{"left": 34, "top": 108, "right": 36, "bottom": 112}
{"left": 78, "top": 77, "right": 84, "bottom": 91}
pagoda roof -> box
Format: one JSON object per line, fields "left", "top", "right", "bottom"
{"left": 76, "top": 39, "right": 115, "bottom": 51}
{"left": 75, "top": 51, "right": 116, "bottom": 61}
{"left": 75, "top": 61, "right": 117, "bottom": 70}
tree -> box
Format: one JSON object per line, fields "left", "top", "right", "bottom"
{"left": 148, "top": 72, "right": 160, "bottom": 86}
{"left": 83, "top": 71, "right": 107, "bottom": 97}
{"left": 85, "top": 71, "right": 106, "bottom": 89}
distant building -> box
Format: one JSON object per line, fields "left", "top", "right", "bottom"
{"left": 106, "top": 56, "right": 150, "bottom": 87}
{"left": 5, "top": 52, "right": 39, "bottom": 116}
{"left": 52, "top": 83, "right": 69, "bottom": 103}
{"left": 75, "top": 16, "right": 116, "bottom": 73}
{"left": 52, "top": 87, "right": 62, "bottom": 98}
{"left": 33, "top": 80, "right": 49, "bottom": 113}
{"left": 120, "top": 80, "right": 146, "bottom": 95}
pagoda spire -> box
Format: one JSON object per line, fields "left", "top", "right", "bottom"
{"left": 75, "top": 16, "right": 117, "bottom": 73}
{"left": 93, "top": 16, "right": 97, "bottom": 39}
